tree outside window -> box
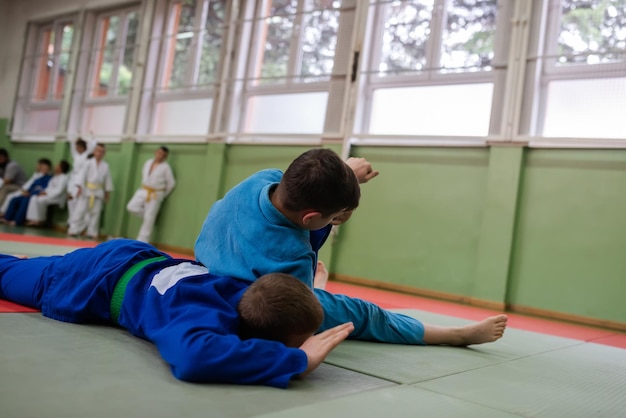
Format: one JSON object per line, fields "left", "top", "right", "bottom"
{"left": 375, "top": 0, "right": 496, "bottom": 77}
{"left": 252, "top": 0, "right": 342, "bottom": 86}
{"left": 91, "top": 9, "right": 140, "bottom": 98}
{"left": 556, "top": 0, "right": 626, "bottom": 65}
{"left": 161, "top": 0, "right": 227, "bottom": 91}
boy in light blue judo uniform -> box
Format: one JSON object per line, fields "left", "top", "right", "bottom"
{"left": 195, "top": 148, "right": 507, "bottom": 347}
{"left": 0, "top": 239, "right": 353, "bottom": 388}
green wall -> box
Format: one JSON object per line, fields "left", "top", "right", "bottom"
{"left": 508, "top": 150, "right": 626, "bottom": 324}
{"left": 2, "top": 121, "right": 625, "bottom": 327}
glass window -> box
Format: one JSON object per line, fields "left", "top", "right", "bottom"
{"left": 32, "top": 22, "right": 74, "bottom": 102}
{"left": 374, "top": 0, "right": 496, "bottom": 77}
{"left": 556, "top": 0, "right": 626, "bottom": 66}
{"left": 377, "top": 0, "right": 434, "bottom": 76}
{"left": 251, "top": 0, "right": 341, "bottom": 85}
{"left": 160, "top": 0, "right": 227, "bottom": 91}
{"left": 361, "top": 0, "right": 498, "bottom": 138}
{"left": 536, "top": 0, "right": 626, "bottom": 139}
{"left": 90, "top": 9, "right": 140, "bottom": 98}
{"left": 441, "top": 0, "right": 497, "bottom": 72}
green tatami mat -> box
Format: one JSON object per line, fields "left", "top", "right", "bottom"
{"left": 2, "top": 311, "right": 626, "bottom": 417}
{"left": 254, "top": 385, "right": 521, "bottom": 418}
{"left": 324, "top": 309, "right": 582, "bottom": 384}
{"left": 415, "top": 342, "right": 626, "bottom": 417}
{"left": 0, "top": 240, "right": 82, "bottom": 257}
{"left": 0, "top": 313, "right": 393, "bottom": 418}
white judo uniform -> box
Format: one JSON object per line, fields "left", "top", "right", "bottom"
{"left": 67, "top": 158, "right": 113, "bottom": 238}
{"left": 25, "top": 173, "right": 69, "bottom": 223}
{"left": 126, "top": 159, "right": 176, "bottom": 242}
{"left": 66, "top": 139, "right": 96, "bottom": 221}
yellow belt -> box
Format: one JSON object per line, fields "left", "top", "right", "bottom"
{"left": 86, "top": 182, "right": 102, "bottom": 209}
{"left": 142, "top": 185, "right": 165, "bottom": 202}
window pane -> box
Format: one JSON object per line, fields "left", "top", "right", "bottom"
{"left": 543, "top": 78, "right": 626, "bottom": 138}
{"left": 557, "top": 0, "right": 626, "bottom": 65}
{"left": 153, "top": 98, "right": 213, "bottom": 134}
{"left": 93, "top": 16, "right": 120, "bottom": 97}
{"left": 33, "top": 28, "right": 54, "bottom": 100}
{"left": 245, "top": 92, "right": 328, "bottom": 133}
{"left": 54, "top": 24, "right": 73, "bottom": 99}
{"left": 198, "top": 0, "right": 227, "bottom": 88}
{"left": 256, "top": 0, "right": 298, "bottom": 85}
{"left": 378, "top": 0, "right": 434, "bottom": 76}
{"left": 168, "top": 38, "right": 193, "bottom": 89}
{"left": 300, "top": 0, "right": 341, "bottom": 82}
{"left": 118, "top": 12, "right": 139, "bottom": 95}
{"left": 81, "top": 105, "right": 126, "bottom": 135}
{"left": 369, "top": 84, "right": 493, "bottom": 136}
{"left": 162, "top": 1, "right": 197, "bottom": 89}
{"left": 441, "top": 0, "right": 496, "bottom": 72}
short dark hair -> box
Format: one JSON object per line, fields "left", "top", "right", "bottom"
{"left": 38, "top": 158, "right": 52, "bottom": 169}
{"left": 0, "top": 148, "right": 8, "bottom": 158}
{"left": 238, "top": 273, "right": 324, "bottom": 345}
{"left": 60, "top": 160, "right": 71, "bottom": 174}
{"left": 278, "top": 148, "right": 360, "bottom": 216}
{"left": 76, "top": 138, "right": 87, "bottom": 150}
{"left": 159, "top": 146, "right": 169, "bottom": 154}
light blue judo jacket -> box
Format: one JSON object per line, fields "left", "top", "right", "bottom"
{"left": 194, "top": 170, "right": 425, "bottom": 345}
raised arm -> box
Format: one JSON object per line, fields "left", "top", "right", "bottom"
{"left": 345, "top": 157, "right": 380, "bottom": 184}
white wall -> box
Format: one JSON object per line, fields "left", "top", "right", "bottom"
{"left": 0, "top": 0, "right": 131, "bottom": 118}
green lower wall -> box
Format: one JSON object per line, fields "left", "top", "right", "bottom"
{"left": 508, "top": 150, "right": 626, "bottom": 323}
{"left": 2, "top": 120, "right": 625, "bottom": 326}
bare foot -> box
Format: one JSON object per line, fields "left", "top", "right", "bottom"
{"left": 423, "top": 315, "right": 508, "bottom": 346}
{"left": 313, "top": 261, "right": 329, "bottom": 290}
{"left": 460, "top": 315, "right": 507, "bottom": 345}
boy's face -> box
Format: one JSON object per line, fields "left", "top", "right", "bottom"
{"left": 93, "top": 145, "right": 106, "bottom": 160}
{"left": 37, "top": 163, "right": 50, "bottom": 174}
{"left": 154, "top": 148, "right": 168, "bottom": 162}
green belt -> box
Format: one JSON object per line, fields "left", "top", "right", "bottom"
{"left": 110, "top": 256, "right": 167, "bottom": 323}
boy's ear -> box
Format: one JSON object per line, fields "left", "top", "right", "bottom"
{"left": 301, "top": 210, "right": 323, "bottom": 226}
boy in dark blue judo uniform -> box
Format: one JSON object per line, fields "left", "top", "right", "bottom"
{"left": 0, "top": 239, "right": 353, "bottom": 388}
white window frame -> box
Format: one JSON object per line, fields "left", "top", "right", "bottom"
{"left": 526, "top": 0, "right": 626, "bottom": 147}
{"left": 28, "top": 19, "right": 75, "bottom": 106}
{"left": 11, "top": 17, "right": 76, "bottom": 141}
{"left": 354, "top": 0, "right": 502, "bottom": 144}
{"left": 244, "top": 0, "right": 342, "bottom": 94}
{"left": 229, "top": 0, "right": 347, "bottom": 142}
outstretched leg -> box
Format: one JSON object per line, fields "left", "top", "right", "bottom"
{"left": 0, "top": 255, "right": 56, "bottom": 308}
{"left": 423, "top": 315, "right": 507, "bottom": 346}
